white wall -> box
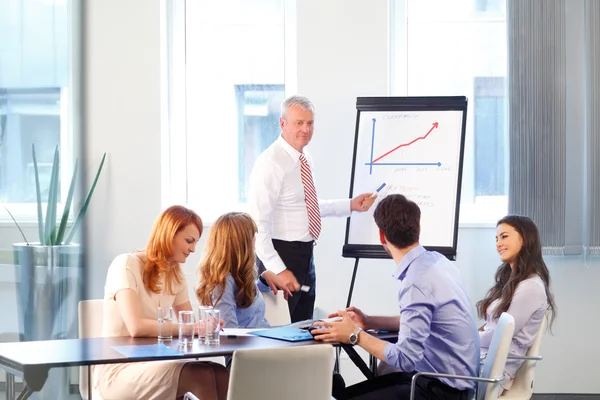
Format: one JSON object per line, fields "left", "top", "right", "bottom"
{"left": 82, "top": 0, "right": 165, "bottom": 300}
{"left": 296, "top": 0, "right": 393, "bottom": 316}
{"left": 0, "top": 0, "right": 597, "bottom": 394}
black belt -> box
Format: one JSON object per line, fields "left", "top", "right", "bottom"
{"left": 272, "top": 239, "right": 316, "bottom": 249}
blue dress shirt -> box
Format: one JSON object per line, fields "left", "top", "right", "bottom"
{"left": 383, "top": 245, "right": 480, "bottom": 391}
{"left": 210, "top": 274, "right": 270, "bottom": 329}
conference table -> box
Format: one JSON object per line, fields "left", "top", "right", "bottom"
{"left": 0, "top": 332, "right": 397, "bottom": 400}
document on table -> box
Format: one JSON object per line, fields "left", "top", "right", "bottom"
{"left": 112, "top": 343, "right": 184, "bottom": 357}
{"left": 222, "top": 328, "right": 255, "bottom": 336}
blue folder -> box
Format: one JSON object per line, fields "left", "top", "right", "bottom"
{"left": 112, "top": 343, "right": 184, "bottom": 358}
{"left": 248, "top": 326, "right": 315, "bottom": 342}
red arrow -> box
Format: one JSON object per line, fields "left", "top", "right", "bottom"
{"left": 371, "top": 122, "right": 439, "bottom": 163}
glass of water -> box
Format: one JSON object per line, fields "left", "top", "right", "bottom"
{"left": 178, "top": 310, "right": 195, "bottom": 346}
{"left": 205, "top": 308, "right": 221, "bottom": 345}
{"left": 197, "top": 305, "right": 213, "bottom": 341}
{"left": 157, "top": 306, "right": 173, "bottom": 341}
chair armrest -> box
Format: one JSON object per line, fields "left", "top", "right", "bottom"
{"left": 506, "top": 355, "right": 543, "bottom": 361}
{"left": 409, "top": 371, "right": 502, "bottom": 400}
{"left": 184, "top": 392, "right": 200, "bottom": 400}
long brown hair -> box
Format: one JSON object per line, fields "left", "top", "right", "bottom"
{"left": 476, "top": 215, "right": 556, "bottom": 330}
{"left": 143, "top": 205, "right": 203, "bottom": 295}
{"left": 196, "top": 212, "right": 257, "bottom": 308}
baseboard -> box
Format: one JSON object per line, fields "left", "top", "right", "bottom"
{"left": 0, "top": 382, "right": 596, "bottom": 399}
{"left": 532, "top": 395, "right": 600, "bottom": 400}
{"left": 0, "top": 382, "right": 79, "bottom": 395}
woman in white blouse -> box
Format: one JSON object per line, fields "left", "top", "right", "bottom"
{"left": 477, "top": 215, "right": 556, "bottom": 393}
{"left": 97, "top": 205, "right": 228, "bottom": 400}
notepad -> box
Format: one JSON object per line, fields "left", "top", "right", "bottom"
{"left": 248, "top": 326, "right": 315, "bottom": 342}
{"left": 112, "top": 343, "right": 184, "bottom": 358}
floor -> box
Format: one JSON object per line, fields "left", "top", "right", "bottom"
{"left": 0, "top": 387, "right": 598, "bottom": 399}
{"left": 533, "top": 396, "right": 600, "bottom": 400}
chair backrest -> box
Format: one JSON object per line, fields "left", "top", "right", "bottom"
{"left": 478, "top": 312, "right": 515, "bottom": 400}
{"left": 262, "top": 290, "right": 291, "bottom": 326}
{"left": 227, "top": 344, "right": 334, "bottom": 400}
{"left": 78, "top": 299, "right": 104, "bottom": 400}
{"left": 502, "top": 311, "right": 548, "bottom": 398}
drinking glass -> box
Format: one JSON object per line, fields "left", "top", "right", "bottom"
{"left": 157, "top": 306, "right": 173, "bottom": 341}
{"left": 204, "top": 309, "right": 221, "bottom": 345}
{"left": 178, "top": 310, "right": 195, "bottom": 346}
{"left": 197, "top": 305, "right": 213, "bottom": 341}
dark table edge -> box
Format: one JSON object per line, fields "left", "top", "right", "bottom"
{"left": 0, "top": 332, "right": 399, "bottom": 371}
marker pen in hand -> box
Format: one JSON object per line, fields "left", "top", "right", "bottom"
{"left": 371, "top": 183, "right": 386, "bottom": 198}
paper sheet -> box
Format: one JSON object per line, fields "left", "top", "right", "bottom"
{"left": 222, "top": 328, "right": 255, "bottom": 336}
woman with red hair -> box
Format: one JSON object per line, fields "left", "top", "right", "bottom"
{"left": 96, "top": 205, "right": 228, "bottom": 400}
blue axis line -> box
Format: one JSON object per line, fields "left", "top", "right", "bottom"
{"left": 369, "top": 118, "right": 376, "bottom": 175}
{"left": 364, "top": 162, "right": 442, "bottom": 167}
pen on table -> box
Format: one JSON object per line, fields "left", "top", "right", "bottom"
{"left": 227, "top": 335, "right": 238, "bottom": 338}
{"left": 371, "top": 183, "right": 386, "bottom": 198}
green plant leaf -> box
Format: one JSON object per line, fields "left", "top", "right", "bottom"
{"left": 44, "top": 147, "right": 60, "bottom": 245}
{"left": 3, "top": 207, "right": 29, "bottom": 245}
{"left": 65, "top": 152, "right": 107, "bottom": 244}
{"left": 55, "top": 159, "right": 79, "bottom": 245}
{"left": 32, "top": 144, "right": 45, "bottom": 245}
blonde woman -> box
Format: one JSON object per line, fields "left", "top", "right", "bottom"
{"left": 196, "top": 212, "right": 290, "bottom": 329}
{"left": 97, "top": 205, "right": 228, "bottom": 400}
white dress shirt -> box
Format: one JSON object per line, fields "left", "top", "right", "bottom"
{"left": 249, "top": 135, "right": 351, "bottom": 274}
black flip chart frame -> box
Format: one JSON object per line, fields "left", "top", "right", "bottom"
{"left": 342, "top": 96, "right": 468, "bottom": 306}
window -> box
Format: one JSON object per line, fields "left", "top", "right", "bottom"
{"left": 391, "top": 0, "right": 508, "bottom": 223}
{"left": 474, "top": 77, "right": 506, "bottom": 196}
{"left": 0, "top": 0, "right": 74, "bottom": 220}
{"left": 0, "top": 89, "right": 63, "bottom": 203}
{"left": 475, "top": 0, "right": 505, "bottom": 15}
{"left": 166, "top": 0, "right": 285, "bottom": 221}
{"left": 235, "top": 84, "right": 285, "bottom": 203}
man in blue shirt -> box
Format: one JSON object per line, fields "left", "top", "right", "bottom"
{"left": 313, "top": 194, "right": 480, "bottom": 399}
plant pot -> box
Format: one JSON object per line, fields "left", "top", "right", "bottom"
{"left": 13, "top": 243, "right": 83, "bottom": 342}
{"left": 13, "top": 243, "right": 83, "bottom": 399}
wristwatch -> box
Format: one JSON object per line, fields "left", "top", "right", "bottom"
{"left": 349, "top": 327, "right": 363, "bottom": 345}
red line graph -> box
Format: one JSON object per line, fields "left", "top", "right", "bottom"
{"left": 371, "top": 122, "right": 439, "bottom": 163}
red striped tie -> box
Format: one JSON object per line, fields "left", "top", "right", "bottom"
{"left": 299, "top": 153, "right": 321, "bottom": 240}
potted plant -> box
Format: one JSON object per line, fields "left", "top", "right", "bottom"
{"left": 5, "top": 144, "right": 106, "bottom": 343}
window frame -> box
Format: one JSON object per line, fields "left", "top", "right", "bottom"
{"left": 163, "top": 0, "right": 294, "bottom": 224}
{"left": 161, "top": 0, "right": 188, "bottom": 210}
